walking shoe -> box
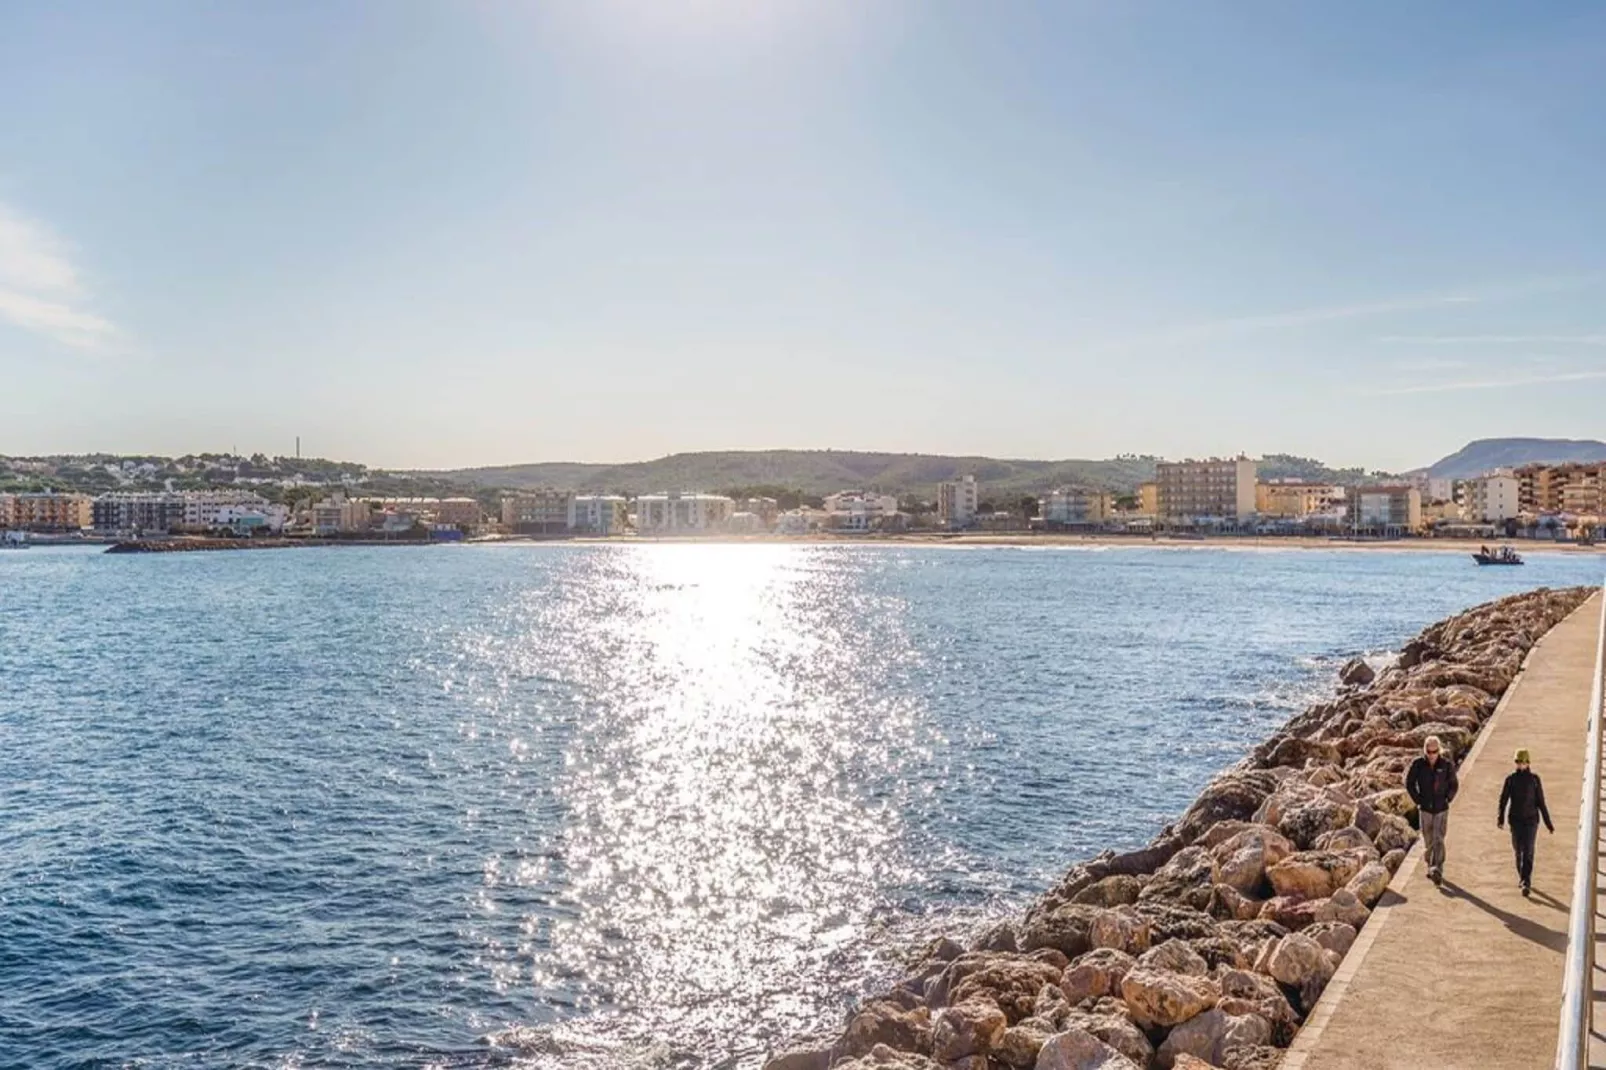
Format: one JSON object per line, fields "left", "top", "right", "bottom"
{"left": 1429, "top": 868, "right": 1442, "bottom": 885}
{"left": 1522, "top": 883, "right": 1532, "bottom": 897}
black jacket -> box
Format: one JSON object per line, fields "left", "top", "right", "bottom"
{"left": 1406, "top": 755, "right": 1459, "bottom": 813}
{"left": 1499, "top": 769, "right": 1554, "bottom": 830}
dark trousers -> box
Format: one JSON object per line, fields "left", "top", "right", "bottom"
{"left": 1510, "top": 819, "right": 1538, "bottom": 885}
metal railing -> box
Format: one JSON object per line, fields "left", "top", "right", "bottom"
{"left": 1557, "top": 581, "right": 1606, "bottom": 1070}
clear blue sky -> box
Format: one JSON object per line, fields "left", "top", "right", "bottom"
{"left": 2, "top": 1, "right": 1603, "bottom": 471}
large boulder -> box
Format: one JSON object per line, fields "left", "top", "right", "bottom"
{"left": 835, "top": 1000, "right": 932, "bottom": 1060}
{"left": 1303, "top": 921, "right": 1358, "bottom": 957}
{"left": 1073, "top": 875, "right": 1145, "bottom": 908}
{"left": 1156, "top": 1007, "right": 1273, "bottom": 1069}
{"left": 1089, "top": 907, "right": 1154, "bottom": 956}
{"left": 996, "top": 1022, "right": 1056, "bottom": 1068}
{"left": 1344, "top": 862, "right": 1391, "bottom": 907}
{"left": 930, "top": 999, "right": 1008, "bottom": 1062}
{"left": 1119, "top": 966, "right": 1220, "bottom": 1029}
{"left": 1140, "top": 846, "right": 1218, "bottom": 911}
{"left": 1021, "top": 905, "right": 1105, "bottom": 959}
{"left": 1340, "top": 658, "right": 1376, "bottom": 687}
{"left": 1208, "top": 884, "right": 1263, "bottom": 922}
{"left": 1265, "top": 932, "right": 1338, "bottom": 1009}
{"left": 1034, "top": 1027, "right": 1143, "bottom": 1070}
{"left": 1314, "top": 889, "right": 1371, "bottom": 929}
{"left": 1060, "top": 1008, "right": 1155, "bottom": 1067}
{"left": 1222, "top": 1046, "right": 1286, "bottom": 1070}
{"left": 1060, "top": 949, "right": 1135, "bottom": 1005}
{"left": 1266, "top": 849, "right": 1368, "bottom": 900}
{"left": 950, "top": 958, "right": 1067, "bottom": 1023}
{"left": 1175, "top": 770, "right": 1282, "bottom": 845}
{"left": 1216, "top": 967, "right": 1299, "bottom": 1040}
{"left": 1372, "top": 813, "right": 1417, "bottom": 855}
{"left": 1210, "top": 826, "right": 1293, "bottom": 896}
{"left": 1257, "top": 895, "right": 1320, "bottom": 931}
{"left": 1138, "top": 940, "right": 1210, "bottom": 977}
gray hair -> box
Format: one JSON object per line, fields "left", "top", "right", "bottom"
{"left": 1424, "top": 735, "right": 1444, "bottom": 755}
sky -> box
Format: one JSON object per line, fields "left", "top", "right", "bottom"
{"left": 1, "top": 1, "right": 1604, "bottom": 472}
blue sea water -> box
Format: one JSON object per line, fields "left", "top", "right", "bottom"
{"left": 0, "top": 542, "right": 1600, "bottom": 1069}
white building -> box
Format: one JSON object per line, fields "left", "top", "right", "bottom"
{"left": 1041, "top": 488, "right": 1110, "bottom": 527}
{"left": 569, "top": 495, "right": 628, "bottom": 535}
{"left": 1465, "top": 470, "right": 1521, "bottom": 523}
{"left": 214, "top": 502, "right": 289, "bottom": 533}
{"left": 776, "top": 508, "right": 825, "bottom": 535}
{"left": 179, "top": 490, "right": 277, "bottom": 531}
{"left": 1425, "top": 477, "right": 1456, "bottom": 504}
{"left": 937, "top": 476, "right": 979, "bottom": 529}
{"left": 823, "top": 490, "right": 900, "bottom": 531}
{"left": 635, "top": 493, "right": 735, "bottom": 533}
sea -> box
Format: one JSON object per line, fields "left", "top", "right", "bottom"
{"left": 1, "top": 542, "right": 1600, "bottom": 1069}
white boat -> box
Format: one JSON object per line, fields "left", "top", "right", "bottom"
{"left": 1, "top": 530, "right": 30, "bottom": 549}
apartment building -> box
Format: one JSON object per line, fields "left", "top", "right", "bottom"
{"left": 1137, "top": 482, "right": 1159, "bottom": 516}
{"left": 635, "top": 493, "right": 735, "bottom": 533}
{"left": 1041, "top": 488, "right": 1111, "bottom": 527}
{"left": 1156, "top": 457, "right": 1258, "bottom": 522}
{"left": 0, "top": 491, "right": 93, "bottom": 531}
{"left": 1255, "top": 482, "right": 1338, "bottom": 519}
{"left": 312, "top": 495, "right": 373, "bottom": 534}
{"left": 368, "top": 497, "right": 484, "bottom": 529}
{"left": 569, "top": 495, "right": 628, "bottom": 535}
{"left": 1348, "top": 485, "right": 1422, "bottom": 533}
{"left": 501, "top": 490, "right": 574, "bottom": 534}
{"left": 1463, "top": 470, "right": 1521, "bottom": 523}
{"left": 93, "top": 493, "right": 189, "bottom": 533}
{"left": 1561, "top": 472, "right": 1603, "bottom": 517}
{"left": 937, "top": 475, "right": 979, "bottom": 529}
{"left": 1516, "top": 462, "right": 1606, "bottom": 515}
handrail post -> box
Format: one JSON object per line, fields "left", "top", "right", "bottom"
{"left": 1557, "top": 581, "right": 1606, "bottom": 1070}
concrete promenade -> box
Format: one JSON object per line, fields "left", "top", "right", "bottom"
{"left": 1284, "top": 591, "right": 1603, "bottom": 1070}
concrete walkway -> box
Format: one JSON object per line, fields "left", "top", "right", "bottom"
{"left": 1284, "top": 591, "right": 1603, "bottom": 1070}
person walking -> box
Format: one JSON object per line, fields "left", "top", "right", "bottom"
{"left": 1497, "top": 748, "right": 1555, "bottom": 897}
{"left": 1406, "top": 735, "right": 1459, "bottom": 885}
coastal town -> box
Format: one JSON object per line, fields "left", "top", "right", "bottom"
{"left": 1, "top": 454, "right": 1602, "bottom": 544}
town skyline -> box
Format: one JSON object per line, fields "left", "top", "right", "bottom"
{"left": 5, "top": 3, "right": 1606, "bottom": 471}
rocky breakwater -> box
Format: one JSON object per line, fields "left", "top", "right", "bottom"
{"left": 766, "top": 586, "right": 1594, "bottom": 1070}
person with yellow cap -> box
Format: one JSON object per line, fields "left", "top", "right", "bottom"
{"left": 1497, "top": 748, "right": 1554, "bottom": 897}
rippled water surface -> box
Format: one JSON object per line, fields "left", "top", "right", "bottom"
{"left": 2, "top": 543, "right": 1600, "bottom": 1068}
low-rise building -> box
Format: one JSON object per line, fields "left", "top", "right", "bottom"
{"left": 736, "top": 497, "right": 780, "bottom": 528}
{"left": 1157, "top": 457, "right": 1258, "bottom": 523}
{"left": 937, "top": 475, "right": 979, "bottom": 529}
{"left": 1255, "top": 481, "right": 1339, "bottom": 518}
{"left": 776, "top": 508, "right": 825, "bottom": 535}
{"left": 569, "top": 495, "right": 628, "bottom": 535}
{"left": 0, "top": 491, "right": 93, "bottom": 531}
{"left": 1348, "top": 485, "right": 1422, "bottom": 534}
{"left": 823, "top": 490, "right": 900, "bottom": 532}
{"left": 1040, "top": 488, "right": 1110, "bottom": 527}
{"left": 501, "top": 490, "right": 574, "bottom": 534}
{"left": 635, "top": 493, "right": 735, "bottom": 533}
{"left": 312, "top": 495, "right": 373, "bottom": 534}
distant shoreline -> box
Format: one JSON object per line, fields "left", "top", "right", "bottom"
{"left": 484, "top": 531, "right": 1606, "bottom": 556}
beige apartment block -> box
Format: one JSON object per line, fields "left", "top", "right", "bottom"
{"left": 1348, "top": 484, "right": 1423, "bottom": 532}
{"left": 1137, "top": 482, "right": 1159, "bottom": 516}
{"left": 0, "top": 491, "right": 93, "bottom": 531}
{"left": 1255, "top": 481, "right": 1336, "bottom": 518}
{"left": 1156, "top": 457, "right": 1258, "bottom": 521}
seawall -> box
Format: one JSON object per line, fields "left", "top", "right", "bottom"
{"left": 765, "top": 585, "right": 1596, "bottom": 1070}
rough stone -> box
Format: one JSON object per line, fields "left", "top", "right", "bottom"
{"left": 950, "top": 958, "right": 1067, "bottom": 1023}
{"left": 1303, "top": 921, "right": 1358, "bottom": 957}
{"left": 1035, "top": 1026, "right": 1144, "bottom": 1070}
{"left": 1138, "top": 939, "right": 1210, "bottom": 977}
{"left": 1089, "top": 907, "right": 1153, "bottom": 956}
{"left": 1156, "top": 1007, "right": 1273, "bottom": 1069}
{"left": 930, "top": 999, "right": 1007, "bottom": 1062}
{"left": 1021, "top": 905, "right": 1104, "bottom": 959}
{"left": 1344, "top": 862, "right": 1391, "bottom": 907}
{"left": 834, "top": 1000, "right": 931, "bottom": 1060}
{"left": 1059, "top": 949, "right": 1135, "bottom": 1005}
{"left": 1119, "top": 966, "right": 1220, "bottom": 1028}
{"left": 1073, "top": 875, "right": 1145, "bottom": 908}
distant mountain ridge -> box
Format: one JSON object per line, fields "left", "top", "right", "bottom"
{"left": 1423, "top": 438, "right": 1606, "bottom": 480}
{"left": 428, "top": 450, "right": 1393, "bottom": 498}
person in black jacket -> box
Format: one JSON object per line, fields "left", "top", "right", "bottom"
{"left": 1497, "top": 748, "right": 1554, "bottom": 896}
{"left": 1406, "top": 735, "right": 1458, "bottom": 885}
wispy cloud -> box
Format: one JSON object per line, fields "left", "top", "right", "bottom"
{"left": 1094, "top": 274, "right": 1604, "bottom": 355}
{"left": 1377, "top": 333, "right": 1606, "bottom": 345}
{"left": 1367, "top": 369, "right": 1606, "bottom": 396}
{"left": 0, "top": 201, "right": 119, "bottom": 350}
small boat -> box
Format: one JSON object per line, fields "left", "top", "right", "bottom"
{"left": 1472, "top": 546, "right": 1523, "bottom": 566}
{"left": 1, "top": 530, "right": 29, "bottom": 549}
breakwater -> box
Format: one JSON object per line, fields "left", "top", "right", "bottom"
{"left": 766, "top": 585, "right": 1594, "bottom": 1070}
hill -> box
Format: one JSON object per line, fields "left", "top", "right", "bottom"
{"left": 430, "top": 450, "right": 1395, "bottom": 499}
{"left": 1422, "top": 438, "right": 1606, "bottom": 480}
